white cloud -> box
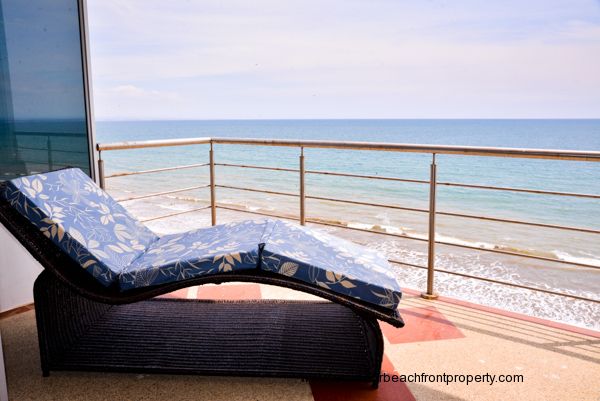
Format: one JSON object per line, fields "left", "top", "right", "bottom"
{"left": 93, "top": 85, "right": 183, "bottom": 120}
{"left": 108, "top": 85, "right": 179, "bottom": 100}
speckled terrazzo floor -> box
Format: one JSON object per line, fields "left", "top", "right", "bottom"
{"left": 1, "top": 283, "right": 599, "bottom": 401}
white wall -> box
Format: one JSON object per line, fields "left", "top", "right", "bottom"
{"left": 0, "top": 224, "right": 42, "bottom": 312}
{"left": 0, "top": 331, "right": 7, "bottom": 401}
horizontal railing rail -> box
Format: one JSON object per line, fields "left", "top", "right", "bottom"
{"left": 98, "top": 137, "right": 600, "bottom": 161}
{"left": 116, "top": 184, "right": 210, "bottom": 203}
{"left": 214, "top": 162, "right": 600, "bottom": 199}
{"left": 98, "top": 137, "right": 211, "bottom": 151}
{"left": 96, "top": 137, "right": 600, "bottom": 304}
{"left": 213, "top": 138, "right": 600, "bottom": 161}
{"left": 140, "top": 205, "right": 212, "bottom": 223}
{"left": 105, "top": 163, "right": 209, "bottom": 179}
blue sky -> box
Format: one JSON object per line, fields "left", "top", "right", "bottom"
{"left": 87, "top": 0, "right": 600, "bottom": 120}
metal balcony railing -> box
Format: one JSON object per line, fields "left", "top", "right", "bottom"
{"left": 96, "top": 137, "right": 600, "bottom": 304}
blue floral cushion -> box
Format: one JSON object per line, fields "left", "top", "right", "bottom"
{"left": 1, "top": 168, "right": 158, "bottom": 286}
{"left": 261, "top": 220, "right": 402, "bottom": 310}
{"left": 1, "top": 168, "right": 402, "bottom": 310}
{"left": 118, "top": 220, "right": 270, "bottom": 290}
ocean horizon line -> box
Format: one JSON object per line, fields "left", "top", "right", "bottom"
{"left": 93, "top": 117, "right": 600, "bottom": 123}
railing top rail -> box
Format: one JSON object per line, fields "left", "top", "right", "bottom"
{"left": 214, "top": 138, "right": 600, "bottom": 161}
{"left": 97, "top": 137, "right": 212, "bottom": 151}
{"left": 97, "top": 136, "right": 600, "bottom": 161}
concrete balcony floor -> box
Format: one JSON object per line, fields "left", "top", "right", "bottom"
{"left": 1, "top": 282, "right": 598, "bottom": 401}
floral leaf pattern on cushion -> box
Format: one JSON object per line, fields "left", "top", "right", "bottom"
{"left": 118, "top": 219, "right": 270, "bottom": 290}
{"left": 1, "top": 169, "right": 401, "bottom": 310}
{"left": 260, "top": 220, "right": 402, "bottom": 309}
{"left": 1, "top": 168, "right": 158, "bottom": 286}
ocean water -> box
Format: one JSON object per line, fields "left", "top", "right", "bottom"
{"left": 95, "top": 119, "right": 600, "bottom": 329}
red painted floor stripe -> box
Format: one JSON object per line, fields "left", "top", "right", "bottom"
{"left": 382, "top": 306, "right": 464, "bottom": 344}
{"left": 195, "top": 284, "right": 262, "bottom": 300}
{"left": 310, "top": 355, "right": 415, "bottom": 401}
{"left": 402, "top": 288, "right": 599, "bottom": 338}
{"left": 157, "top": 288, "right": 189, "bottom": 299}
{"left": 158, "top": 284, "right": 262, "bottom": 300}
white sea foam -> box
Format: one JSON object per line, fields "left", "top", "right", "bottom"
{"left": 157, "top": 203, "right": 190, "bottom": 212}
{"left": 347, "top": 222, "right": 408, "bottom": 235}
{"left": 370, "top": 241, "right": 600, "bottom": 331}
{"left": 167, "top": 195, "right": 205, "bottom": 203}
{"left": 380, "top": 225, "right": 405, "bottom": 235}
{"left": 552, "top": 251, "right": 600, "bottom": 268}
{"left": 348, "top": 220, "right": 525, "bottom": 255}
{"left": 347, "top": 222, "right": 374, "bottom": 230}
{"left": 435, "top": 233, "right": 497, "bottom": 250}
{"left": 346, "top": 219, "right": 600, "bottom": 271}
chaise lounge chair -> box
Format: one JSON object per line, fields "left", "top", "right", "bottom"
{"left": 0, "top": 168, "right": 404, "bottom": 387}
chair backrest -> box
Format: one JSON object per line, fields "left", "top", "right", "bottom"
{"left": 1, "top": 168, "right": 158, "bottom": 286}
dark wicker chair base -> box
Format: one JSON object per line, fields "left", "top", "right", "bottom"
{"left": 34, "top": 271, "right": 384, "bottom": 387}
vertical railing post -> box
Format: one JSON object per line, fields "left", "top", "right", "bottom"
{"left": 299, "top": 147, "right": 306, "bottom": 225}
{"left": 421, "top": 153, "right": 439, "bottom": 300}
{"left": 209, "top": 141, "right": 217, "bottom": 226}
{"left": 47, "top": 136, "right": 53, "bottom": 170}
{"left": 97, "top": 151, "right": 105, "bottom": 189}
